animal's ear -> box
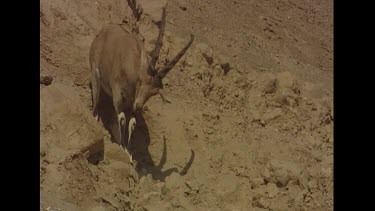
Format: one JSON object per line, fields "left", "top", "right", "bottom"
{"left": 152, "top": 75, "right": 164, "bottom": 89}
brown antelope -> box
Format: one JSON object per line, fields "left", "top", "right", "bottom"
{"left": 89, "top": 7, "right": 194, "bottom": 162}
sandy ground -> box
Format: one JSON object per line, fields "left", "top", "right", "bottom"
{"left": 40, "top": 0, "right": 333, "bottom": 210}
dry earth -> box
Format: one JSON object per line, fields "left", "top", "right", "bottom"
{"left": 40, "top": 0, "right": 333, "bottom": 210}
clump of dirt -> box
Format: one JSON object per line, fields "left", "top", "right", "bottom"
{"left": 40, "top": 0, "right": 333, "bottom": 210}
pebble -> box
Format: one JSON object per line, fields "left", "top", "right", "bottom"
{"left": 323, "top": 116, "right": 331, "bottom": 125}
{"left": 185, "top": 181, "right": 199, "bottom": 193}
{"left": 306, "top": 135, "right": 317, "bottom": 147}
{"left": 321, "top": 167, "right": 332, "bottom": 178}
{"left": 256, "top": 197, "right": 269, "bottom": 208}
{"left": 251, "top": 177, "right": 265, "bottom": 189}
{"left": 274, "top": 169, "right": 290, "bottom": 187}
{"left": 196, "top": 43, "right": 213, "bottom": 65}
{"left": 328, "top": 134, "right": 333, "bottom": 143}
{"left": 266, "top": 183, "right": 279, "bottom": 198}
{"left": 264, "top": 78, "right": 278, "bottom": 94}
{"left": 262, "top": 168, "right": 272, "bottom": 183}
{"left": 263, "top": 108, "right": 283, "bottom": 123}
{"left": 218, "top": 55, "right": 231, "bottom": 74}
{"left": 251, "top": 110, "right": 261, "bottom": 122}
{"left": 40, "top": 74, "right": 53, "bottom": 86}
{"left": 307, "top": 179, "right": 318, "bottom": 191}
{"left": 168, "top": 19, "right": 175, "bottom": 24}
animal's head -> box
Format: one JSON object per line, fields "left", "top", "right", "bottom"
{"left": 133, "top": 8, "right": 194, "bottom": 112}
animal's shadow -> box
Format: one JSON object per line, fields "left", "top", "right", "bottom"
{"left": 96, "top": 90, "right": 195, "bottom": 181}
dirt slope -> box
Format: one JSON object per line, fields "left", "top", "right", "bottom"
{"left": 40, "top": 0, "right": 333, "bottom": 210}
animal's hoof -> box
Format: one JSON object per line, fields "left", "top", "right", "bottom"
{"left": 124, "top": 148, "right": 133, "bottom": 164}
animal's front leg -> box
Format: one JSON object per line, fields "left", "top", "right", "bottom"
{"left": 112, "top": 86, "right": 126, "bottom": 146}
{"left": 125, "top": 117, "right": 136, "bottom": 164}
{"left": 112, "top": 86, "right": 133, "bottom": 163}
{"left": 117, "top": 112, "right": 126, "bottom": 146}
{"left": 91, "top": 66, "right": 101, "bottom": 121}
{"left": 127, "top": 117, "right": 137, "bottom": 153}
{"left": 116, "top": 111, "right": 133, "bottom": 163}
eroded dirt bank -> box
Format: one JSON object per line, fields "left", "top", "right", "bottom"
{"left": 40, "top": 0, "right": 333, "bottom": 210}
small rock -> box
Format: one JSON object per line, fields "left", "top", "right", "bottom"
{"left": 286, "top": 96, "right": 297, "bottom": 107}
{"left": 328, "top": 134, "right": 333, "bottom": 143}
{"left": 185, "top": 181, "right": 199, "bottom": 194}
{"left": 300, "top": 206, "right": 309, "bottom": 211}
{"left": 264, "top": 78, "right": 278, "bottom": 94}
{"left": 306, "top": 165, "right": 321, "bottom": 179}
{"left": 277, "top": 71, "right": 296, "bottom": 88}
{"left": 179, "top": 5, "right": 187, "bottom": 11}
{"left": 203, "top": 51, "right": 214, "bottom": 65}
{"left": 273, "top": 94, "right": 288, "bottom": 106}
{"left": 168, "top": 19, "right": 175, "bottom": 24}
{"left": 138, "top": 0, "right": 168, "bottom": 23}
{"left": 165, "top": 172, "right": 182, "bottom": 191}
{"left": 295, "top": 189, "right": 308, "bottom": 204}
{"left": 274, "top": 169, "right": 290, "bottom": 187}
{"left": 163, "top": 77, "right": 170, "bottom": 85}
{"left": 260, "top": 120, "right": 266, "bottom": 126}
{"left": 292, "top": 80, "right": 301, "bottom": 95}
{"left": 304, "top": 196, "right": 312, "bottom": 203}
{"left": 262, "top": 108, "right": 283, "bottom": 123}
{"left": 215, "top": 67, "right": 224, "bottom": 76}
{"left": 262, "top": 168, "right": 272, "bottom": 183}
{"left": 40, "top": 74, "right": 53, "bottom": 86}
{"left": 165, "top": 31, "right": 171, "bottom": 38}
{"left": 266, "top": 183, "right": 279, "bottom": 198}
{"left": 196, "top": 43, "right": 214, "bottom": 65}
{"left": 218, "top": 55, "right": 231, "bottom": 74}
{"left": 251, "top": 178, "right": 265, "bottom": 189}
{"left": 251, "top": 110, "right": 261, "bottom": 122}
{"left": 307, "top": 179, "right": 318, "bottom": 191}
{"left": 312, "top": 103, "right": 317, "bottom": 111}
{"left": 255, "top": 197, "right": 269, "bottom": 209}
{"left": 269, "top": 159, "right": 301, "bottom": 187}
{"left": 90, "top": 205, "right": 106, "bottom": 211}
{"left": 266, "top": 100, "right": 282, "bottom": 108}
{"left": 321, "top": 167, "right": 332, "bottom": 178}
{"left": 194, "top": 69, "right": 203, "bottom": 80}
{"left": 154, "top": 182, "right": 167, "bottom": 195}
{"left": 186, "top": 60, "right": 193, "bottom": 67}
{"left": 306, "top": 135, "right": 317, "bottom": 147}
{"left": 323, "top": 116, "right": 331, "bottom": 125}
{"left": 214, "top": 172, "right": 238, "bottom": 196}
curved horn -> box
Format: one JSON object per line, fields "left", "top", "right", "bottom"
{"left": 147, "top": 7, "right": 167, "bottom": 76}
{"left": 158, "top": 34, "right": 194, "bottom": 79}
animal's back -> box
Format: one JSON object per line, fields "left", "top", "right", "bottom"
{"left": 89, "top": 24, "right": 143, "bottom": 98}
